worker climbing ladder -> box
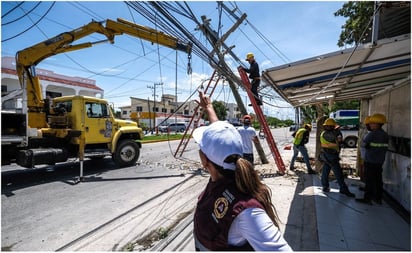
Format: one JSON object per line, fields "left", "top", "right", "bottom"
{"left": 174, "top": 71, "right": 220, "bottom": 158}
{"left": 237, "top": 66, "right": 286, "bottom": 174}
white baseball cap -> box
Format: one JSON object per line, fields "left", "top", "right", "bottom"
{"left": 193, "top": 121, "right": 243, "bottom": 170}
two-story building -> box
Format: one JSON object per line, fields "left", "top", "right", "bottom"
{"left": 1, "top": 56, "right": 103, "bottom": 109}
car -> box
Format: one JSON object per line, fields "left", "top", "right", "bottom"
{"left": 158, "top": 124, "right": 169, "bottom": 133}
{"left": 167, "top": 123, "right": 187, "bottom": 132}
{"left": 289, "top": 124, "right": 298, "bottom": 132}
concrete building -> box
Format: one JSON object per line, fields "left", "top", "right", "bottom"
{"left": 121, "top": 94, "right": 240, "bottom": 130}
{"left": 1, "top": 56, "right": 103, "bottom": 109}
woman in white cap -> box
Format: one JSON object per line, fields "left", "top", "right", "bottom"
{"left": 192, "top": 91, "right": 292, "bottom": 251}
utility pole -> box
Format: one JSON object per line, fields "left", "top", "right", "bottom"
{"left": 148, "top": 83, "right": 163, "bottom": 134}
{"left": 197, "top": 14, "right": 248, "bottom": 115}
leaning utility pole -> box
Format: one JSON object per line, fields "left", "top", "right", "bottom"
{"left": 197, "top": 14, "right": 248, "bottom": 115}
{"left": 196, "top": 9, "right": 269, "bottom": 164}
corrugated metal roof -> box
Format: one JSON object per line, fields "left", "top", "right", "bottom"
{"left": 261, "top": 2, "right": 411, "bottom": 107}
{"left": 262, "top": 34, "right": 410, "bottom": 107}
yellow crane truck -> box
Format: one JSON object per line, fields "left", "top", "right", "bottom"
{"left": 1, "top": 18, "right": 191, "bottom": 169}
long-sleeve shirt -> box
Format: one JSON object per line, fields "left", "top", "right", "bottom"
{"left": 244, "top": 60, "right": 260, "bottom": 79}
{"left": 228, "top": 208, "right": 293, "bottom": 251}
{"left": 362, "top": 128, "right": 389, "bottom": 164}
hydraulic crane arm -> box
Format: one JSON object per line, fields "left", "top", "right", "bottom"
{"left": 16, "top": 18, "right": 192, "bottom": 112}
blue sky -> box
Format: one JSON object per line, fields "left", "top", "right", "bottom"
{"left": 1, "top": 1, "right": 347, "bottom": 120}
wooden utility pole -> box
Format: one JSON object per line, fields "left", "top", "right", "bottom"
{"left": 197, "top": 9, "right": 269, "bottom": 165}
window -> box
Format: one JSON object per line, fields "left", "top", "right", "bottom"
{"left": 153, "top": 107, "right": 159, "bottom": 112}
{"left": 170, "top": 109, "right": 174, "bottom": 113}
{"left": 161, "top": 108, "right": 167, "bottom": 113}
{"left": 86, "top": 102, "right": 109, "bottom": 118}
{"left": 46, "top": 91, "right": 62, "bottom": 98}
{"left": 122, "top": 110, "right": 127, "bottom": 115}
{"left": 184, "top": 110, "right": 189, "bottom": 115}
{"left": 54, "top": 101, "right": 72, "bottom": 112}
{"left": 136, "top": 106, "right": 143, "bottom": 112}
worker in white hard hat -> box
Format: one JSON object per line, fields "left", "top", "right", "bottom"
{"left": 243, "top": 53, "right": 262, "bottom": 106}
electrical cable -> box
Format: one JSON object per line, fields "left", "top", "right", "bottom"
{"left": 2, "top": 2, "right": 41, "bottom": 26}
{"left": 1, "top": 1, "right": 24, "bottom": 18}
{"left": 297, "top": 4, "right": 382, "bottom": 106}
{"left": 2, "top": 1, "right": 56, "bottom": 43}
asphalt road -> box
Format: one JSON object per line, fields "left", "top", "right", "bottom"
{"left": 1, "top": 127, "right": 294, "bottom": 251}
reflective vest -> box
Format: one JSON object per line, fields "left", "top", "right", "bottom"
{"left": 293, "top": 128, "right": 306, "bottom": 145}
{"left": 369, "top": 142, "right": 389, "bottom": 148}
{"left": 320, "top": 131, "right": 339, "bottom": 152}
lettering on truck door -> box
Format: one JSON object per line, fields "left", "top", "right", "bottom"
{"left": 84, "top": 102, "right": 112, "bottom": 143}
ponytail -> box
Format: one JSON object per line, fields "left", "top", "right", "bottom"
{"left": 234, "top": 158, "right": 280, "bottom": 228}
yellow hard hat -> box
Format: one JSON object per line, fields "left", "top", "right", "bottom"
{"left": 323, "top": 118, "right": 337, "bottom": 126}
{"left": 364, "top": 116, "right": 371, "bottom": 124}
{"left": 370, "top": 113, "right": 387, "bottom": 124}
{"left": 304, "top": 123, "right": 312, "bottom": 130}
{"left": 245, "top": 53, "right": 254, "bottom": 61}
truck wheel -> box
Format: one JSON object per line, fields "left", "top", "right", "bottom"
{"left": 114, "top": 140, "right": 140, "bottom": 167}
{"left": 344, "top": 137, "right": 358, "bottom": 148}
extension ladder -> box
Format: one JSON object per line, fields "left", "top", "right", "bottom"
{"left": 237, "top": 66, "right": 286, "bottom": 174}
{"left": 174, "top": 71, "right": 220, "bottom": 158}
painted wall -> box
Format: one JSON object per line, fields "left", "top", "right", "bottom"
{"left": 367, "top": 81, "right": 411, "bottom": 212}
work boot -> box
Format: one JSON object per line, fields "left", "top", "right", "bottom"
{"left": 340, "top": 189, "right": 355, "bottom": 197}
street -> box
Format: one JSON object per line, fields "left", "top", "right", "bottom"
{"left": 1, "top": 127, "right": 293, "bottom": 251}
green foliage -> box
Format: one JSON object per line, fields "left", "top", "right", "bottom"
{"left": 334, "top": 1, "right": 375, "bottom": 47}
{"left": 212, "top": 100, "right": 228, "bottom": 120}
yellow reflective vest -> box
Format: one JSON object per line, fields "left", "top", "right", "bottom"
{"left": 320, "top": 131, "right": 340, "bottom": 152}
{"left": 293, "top": 128, "right": 306, "bottom": 145}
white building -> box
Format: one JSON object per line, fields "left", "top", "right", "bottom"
{"left": 1, "top": 56, "right": 103, "bottom": 109}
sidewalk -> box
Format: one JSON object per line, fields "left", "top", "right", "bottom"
{"left": 149, "top": 131, "right": 411, "bottom": 251}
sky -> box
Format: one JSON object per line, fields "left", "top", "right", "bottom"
{"left": 1, "top": 1, "right": 347, "bottom": 120}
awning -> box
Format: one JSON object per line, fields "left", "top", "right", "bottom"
{"left": 262, "top": 34, "right": 411, "bottom": 107}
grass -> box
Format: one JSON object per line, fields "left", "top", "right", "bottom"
{"left": 140, "top": 133, "right": 190, "bottom": 143}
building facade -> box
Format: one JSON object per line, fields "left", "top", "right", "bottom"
{"left": 1, "top": 56, "right": 103, "bottom": 110}
{"left": 121, "top": 94, "right": 241, "bottom": 130}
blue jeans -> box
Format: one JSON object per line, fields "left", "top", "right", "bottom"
{"left": 290, "top": 145, "right": 312, "bottom": 171}
{"left": 320, "top": 152, "right": 349, "bottom": 191}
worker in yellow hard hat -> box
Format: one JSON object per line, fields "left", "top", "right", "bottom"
{"left": 356, "top": 113, "right": 389, "bottom": 205}
{"left": 319, "top": 118, "right": 355, "bottom": 197}
{"left": 242, "top": 53, "right": 262, "bottom": 106}
{"left": 290, "top": 123, "right": 316, "bottom": 174}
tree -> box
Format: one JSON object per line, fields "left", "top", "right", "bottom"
{"left": 212, "top": 101, "right": 228, "bottom": 120}
{"left": 334, "top": 1, "right": 375, "bottom": 47}
{"left": 201, "top": 100, "right": 227, "bottom": 121}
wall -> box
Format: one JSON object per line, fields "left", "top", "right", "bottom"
{"left": 368, "top": 81, "right": 410, "bottom": 212}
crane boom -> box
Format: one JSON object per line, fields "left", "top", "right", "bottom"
{"left": 16, "top": 18, "right": 192, "bottom": 112}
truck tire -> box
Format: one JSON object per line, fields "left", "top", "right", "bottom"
{"left": 344, "top": 136, "right": 358, "bottom": 148}
{"left": 113, "top": 140, "right": 140, "bottom": 167}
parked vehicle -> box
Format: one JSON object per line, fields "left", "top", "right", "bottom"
{"left": 289, "top": 124, "right": 298, "bottom": 132}
{"left": 1, "top": 18, "right": 191, "bottom": 168}
{"left": 167, "top": 123, "right": 187, "bottom": 132}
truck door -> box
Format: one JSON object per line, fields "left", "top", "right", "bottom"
{"left": 84, "top": 102, "right": 113, "bottom": 143}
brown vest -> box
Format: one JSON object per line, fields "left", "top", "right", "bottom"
{"left": 194, "top": 177, "right": 264, "bottom": 251}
